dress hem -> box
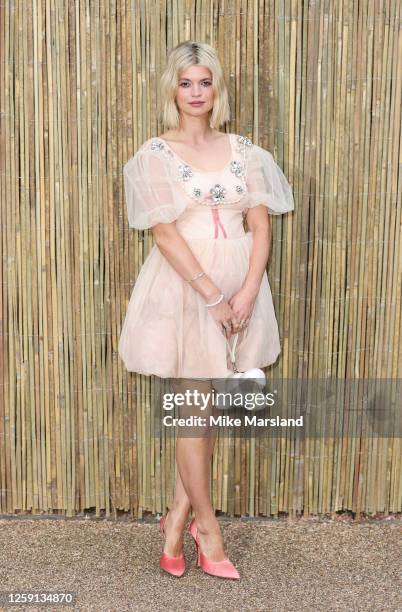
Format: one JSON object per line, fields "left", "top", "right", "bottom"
{"left": 122, "top": 353, "right": 280, "bottom": 379}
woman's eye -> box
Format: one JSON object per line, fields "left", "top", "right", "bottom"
{"left": 180, "top": 81, "right": 211, "bottom": 87}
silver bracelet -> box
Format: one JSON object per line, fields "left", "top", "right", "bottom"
{"left": 205, "top": 293, "right": 224, "bottom": 308}
{"left": 187, "top": 271, "right": 206, "bottom": 283}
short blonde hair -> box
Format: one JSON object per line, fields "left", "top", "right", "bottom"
{"left": 159, "top": 41, "right": 231, "bottom": 130}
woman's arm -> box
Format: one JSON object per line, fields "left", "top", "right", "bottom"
{"left": 228, "top": 205, "right": 271, "bottom": 332}
{"left": 152, "top": 222, "right": 221, "bottom": 301}
{"left": 152, "top": 222, "right": 236, "bottom": 335}
{"left": 242, "top": 205, "right": 271, "bottom": 295}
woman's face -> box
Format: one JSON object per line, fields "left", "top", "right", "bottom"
{"left": 175, "top": 65, "right": 214, "bottom": 120}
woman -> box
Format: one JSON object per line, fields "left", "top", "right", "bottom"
{"left": 118, "top": 41, "right": 294, "bottom": 579}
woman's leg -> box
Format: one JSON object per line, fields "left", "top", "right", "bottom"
{"left": 161, "top": 469, "right": 190, "bottom": 557}
{"left": 172, "top": 378, "right": 226, "bottom": 562}
{"left": 161, "top": 378, "right": 218, "bottom": 557}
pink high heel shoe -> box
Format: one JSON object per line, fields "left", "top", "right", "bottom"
{"left": 188, "top": 518, "right": 240, "bottom": 580}
{"left": 159, "top": 512, "right": 186, "bottom": 577}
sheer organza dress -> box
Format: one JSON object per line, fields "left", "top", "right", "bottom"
{"left": 118, "top": 133, "right": 294, "bottom": 379}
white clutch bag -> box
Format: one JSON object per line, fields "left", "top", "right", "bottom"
{"left": 212, "top": 332, "right": 266, "bottom": 410}
{"left": 225, "top": 332, "right": 266, "bottom": 386}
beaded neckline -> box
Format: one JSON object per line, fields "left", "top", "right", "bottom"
{"left": 157, "top": 133, "right": 234, "bottom": 174}
{"left": 149, "top": 134, "right": 253, "bottom": 206}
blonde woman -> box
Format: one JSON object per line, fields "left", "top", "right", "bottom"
{"left": 118, "top": 41, "right": 294, "bottom": 579}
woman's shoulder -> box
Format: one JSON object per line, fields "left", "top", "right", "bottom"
{"left": 150, "top": 130, "right": 255, "bottom": 144}
{"left": 143, "top": 131, "right": 264, "bottom": 146}
{"left": 141, "top": 130, "right": 256, "bottom": 150}
{"left": 123, "top": 137, "right": 171, "bottom": 177}
{"left": 150, "top": 130, "right": 258, "bottom": 159}
{"left": 131, "top": 132, "right": 271, "bottom": 158}
{"left": 124, "top": 136, "right": 167, "bottom": 166}
{"left": 128, "top": 131, "right": 272, "bottom": 169}
{"left": 155, "top": 130, "right": 177, "bottom": 142}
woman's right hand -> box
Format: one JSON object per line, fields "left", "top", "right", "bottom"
{"left": 207, "top": 299, "right": 236, "bottom": 338}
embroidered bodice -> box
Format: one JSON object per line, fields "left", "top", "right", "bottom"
{"left": 122, "top": 132, "right": 295, "bottom": 235}
{"left": 149, "top": 134, "right": 253, "bottom": 207}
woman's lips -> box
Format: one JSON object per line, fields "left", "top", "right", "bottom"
{"left": 189, "top": 102, "right": 204, "bottom": 106}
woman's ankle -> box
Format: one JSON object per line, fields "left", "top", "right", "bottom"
{"left": 194, "top": 515, "right": 221, "bottom": 534}
{"left": 167, "top": 504, "right": 190, "bottom": 525}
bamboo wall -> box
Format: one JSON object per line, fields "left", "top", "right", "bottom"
{"left": 0, "top": 1, "right": 401, "bottom": 518}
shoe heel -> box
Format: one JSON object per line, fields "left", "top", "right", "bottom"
{"left": 189, "top": 518, "right": 239, "bottom": 579}
{"left": 191, "top": 518, "right": 240, "bottom": 580}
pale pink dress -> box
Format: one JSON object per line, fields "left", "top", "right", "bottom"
{"left": 118, "top": 133, "right": 294, "bottom": 378}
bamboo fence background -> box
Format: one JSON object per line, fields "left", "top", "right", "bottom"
{"left": 0, "top": 1, "right": 401, "bottom": 518}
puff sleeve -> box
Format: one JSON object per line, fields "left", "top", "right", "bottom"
{"left": 245, "top": 144, "right": 295, "bottom": 215}
{"left": 123, "top": 146, "right": 187, "bottom": 229}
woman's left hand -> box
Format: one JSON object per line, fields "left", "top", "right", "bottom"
{"left": 227, "top": 286, "right": 258, "bottom": 337}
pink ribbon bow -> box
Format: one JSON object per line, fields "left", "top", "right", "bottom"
{"left": 211, "top": 208, "right": 227, "bottom": 239}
